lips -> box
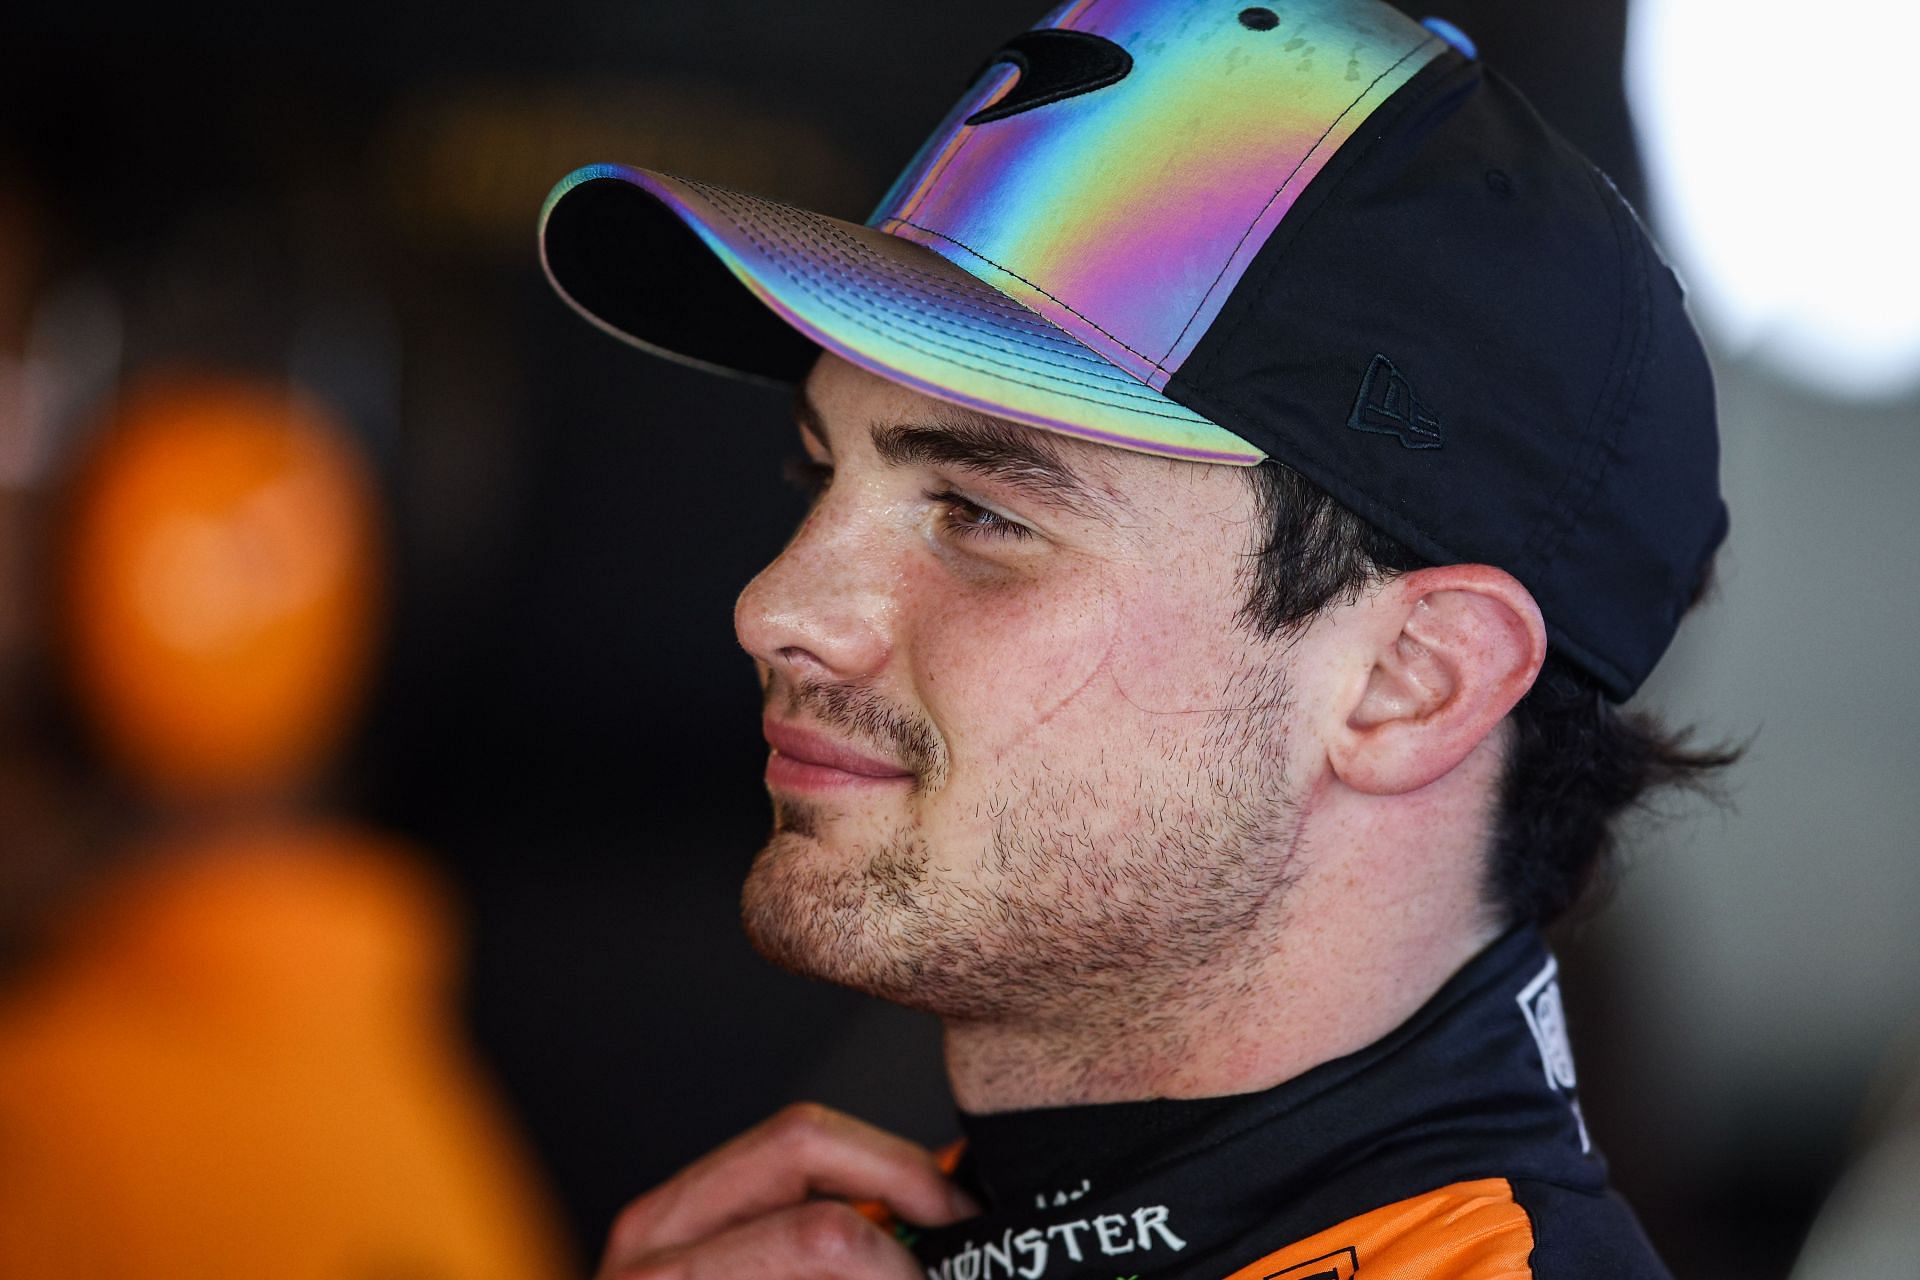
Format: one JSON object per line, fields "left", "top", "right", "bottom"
{"left": 763, "top": 719, "right": 915, "bottom": 789}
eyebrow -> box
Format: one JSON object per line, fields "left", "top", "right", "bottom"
{"left": 793, "top": 383, "right": 1126, "bottom": 524}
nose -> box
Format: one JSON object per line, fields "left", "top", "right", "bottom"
{"left": 734, "top": 498, "right": 894, "bottom": 686}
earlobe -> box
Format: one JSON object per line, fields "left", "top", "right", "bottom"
{"left": 1328, "top": 566, "right": 1546, "bottom": 796}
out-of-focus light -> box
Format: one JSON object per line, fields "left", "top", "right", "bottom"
{"left": 1627, "top": 0, "right": 1920, "bottom": 400}
{"left": 380, "top": 80, "right": 876, "bottom": 251}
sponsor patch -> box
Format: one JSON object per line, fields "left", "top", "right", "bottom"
{"left": 1517, "top": 956, "right": 1591, "bottom": 1152}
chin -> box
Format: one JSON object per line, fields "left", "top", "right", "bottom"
{"left": 739, "top": 827, "right": 1024, "bottom": 1018}
{"left": 740, "top": 828, "right": 922, "bottom": 988}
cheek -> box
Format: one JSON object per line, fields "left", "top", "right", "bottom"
{"left": 1100, "top": 587, "right": 1249, "bottom": 714}
{"left": 901, "top": 559, "right": 1122, "bottom": 758}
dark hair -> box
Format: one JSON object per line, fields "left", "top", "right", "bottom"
{"left": 1240, "top": 461, "right": 1738, "bottom": 926}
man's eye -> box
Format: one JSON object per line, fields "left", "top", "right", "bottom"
{"left": 782, "top": 455, "right": 833, "bottom": 498}
{"left": 928, "top": 489, "right": 1033, "bottom": 541}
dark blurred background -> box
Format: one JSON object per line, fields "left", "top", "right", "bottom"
{"left": 2, "top": 3, "right": 1915, "bottom": 1278}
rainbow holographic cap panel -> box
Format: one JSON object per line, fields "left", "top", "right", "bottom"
{"left": 872, "top": 0, "right": 1441, "bottom": 393}
{"left": 541, "top": 0, "right": 1447, "bottom": 465}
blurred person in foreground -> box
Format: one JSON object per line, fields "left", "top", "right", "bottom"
{"left": 0, "top": 372, "right": 572, "bottom": 1279}
{"left": 538, "top": 2, "right": 1733, "bottom": 1277}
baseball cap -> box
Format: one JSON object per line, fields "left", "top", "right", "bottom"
{"left": 539, "top": 0, "right": 1727, "bottom": 701}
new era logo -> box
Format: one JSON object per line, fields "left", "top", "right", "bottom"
{"left": 1348, "top": 354, "right": 1442, "bottom": 449}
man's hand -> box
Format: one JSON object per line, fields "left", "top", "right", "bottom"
{"left": 597, "top": 1102, "right": 979, "bottom": 1279}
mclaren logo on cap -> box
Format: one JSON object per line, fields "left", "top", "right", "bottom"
{"left": 965, "top": 29, "right": 1134, "bottom": 126}
{"left": 1348, "top": 354, "right": 1443, "bottom": 450}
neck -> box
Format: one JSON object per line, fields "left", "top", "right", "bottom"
{"left": 940, "top": 776, "right": 1504, "bottom": 1114}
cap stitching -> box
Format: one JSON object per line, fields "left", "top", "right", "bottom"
{"left": 757, "top": 240, "right": 1207, "bottom": 417}
{"left": 713, "top": 196, "right": 1151, "bottom": 382}
{"left": 687, "top": 173, "right": 1194, "bottom": 400}
{"left": 729, "top": 217, "right": 1178, "bottom": 400}
{"left": 1516, "top": 164, "right": 1651, "bottom": 583}
{"left": 786, "top": 272, "right": 1185, "bottom": 409}
{"left": 1157, "top": 34, "right": 1441, "bottom": 366}
{"left": 697, "top": 186, "right": 1063, "bottom": 330}
{"left": 886, "top": 217, "right": 1166, "bottom": 374}
{"left": 787, "top": 249, "right": 1113, "bottom": 365}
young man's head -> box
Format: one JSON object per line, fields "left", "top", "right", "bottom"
{"left": 539, "top": 0, "right": 1731, "bottom": 1027}
{"left": 730, "top": 351, "right": 1555, "bottom": 1025}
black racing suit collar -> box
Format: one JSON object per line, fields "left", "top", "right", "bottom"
{"left": 911, "top": 928, "right": 1600, "bottom": 1279}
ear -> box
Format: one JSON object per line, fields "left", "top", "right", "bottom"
{"left": 1325, "top": 565, "right": 1547, "bottom": 796}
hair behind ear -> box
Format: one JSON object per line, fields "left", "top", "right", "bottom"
{"left": 1490, "top": 655, "right": 1742, "bottom": 924}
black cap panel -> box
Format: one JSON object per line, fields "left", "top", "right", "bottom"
{"left": 1168, "top": 61, "right": 1724, "bottom": 699}
{"left": 1549, "top": 248, "right": 1727, "bottom": 683}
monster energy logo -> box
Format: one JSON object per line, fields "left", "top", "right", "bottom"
{"left": 924, "top": 1205, "right": 1187, "bottom": 1280}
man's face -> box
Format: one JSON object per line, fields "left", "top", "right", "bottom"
{"left": 734, "top": 354, "right": 1332, "bottom": 1020}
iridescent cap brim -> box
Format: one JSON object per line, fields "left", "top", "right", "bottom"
{"left": 539, "top": 164, "right": 1264, "bottom": 464}
{"left": 539, "top": 0, "right": 1450, "bottom": 467}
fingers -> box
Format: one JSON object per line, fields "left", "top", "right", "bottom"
{"left": 600, "top": 1192, "right": 927, "bottom": 1280}
{"left": 607, "top": 1103, "right": 976, "bottom": 1262}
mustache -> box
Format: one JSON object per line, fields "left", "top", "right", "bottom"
{"left": 767, "top": 679, "right": 946, "bottom": 784}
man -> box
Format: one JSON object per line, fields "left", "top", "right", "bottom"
{"left": 538, "top": 1, "right": 1731, "bottom": 1276}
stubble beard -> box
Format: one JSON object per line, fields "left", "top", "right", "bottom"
{"left": 740, "top": 660, "right": 1303, "bottom": 1023}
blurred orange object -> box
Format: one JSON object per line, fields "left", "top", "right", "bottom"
{"left": 0, "top": 823, "right": 575, "bottom": 1280}
{"left": 13, "top": 370, "right": 578, "bottom": 1277}
{"left": 59, "top": 375, "right": 381, "bottom": 803}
